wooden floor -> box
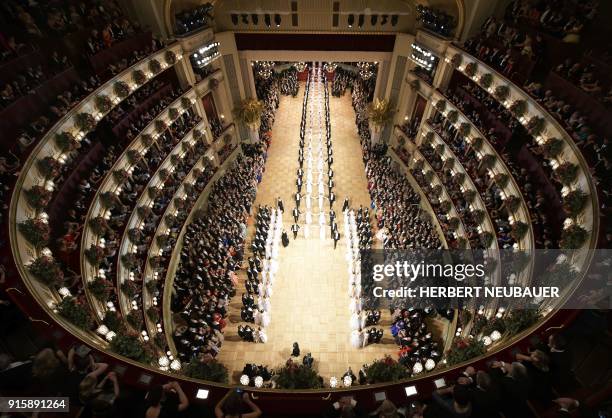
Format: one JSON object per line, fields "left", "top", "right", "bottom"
{"left": 216, "top": 83, "right": 448, "bottom": 383}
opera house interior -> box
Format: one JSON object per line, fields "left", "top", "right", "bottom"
{"left": 0, "top": 0, "right": 610, "bottom": 417}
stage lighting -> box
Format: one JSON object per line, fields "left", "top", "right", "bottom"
{"left": 381, "top": 14, "right": 388, "bottom": 25}
{"left": 391, "top": 14, "right": 399, "bottom": 26}
{"left": 231, "top": 14, "right": 238, "bottom": 25}
{"left": 241, "top": 14, "right": 249, "bottom": 24}
{"left": 251, "top": 13, "right": 259, "bottom": 25}
{"left": 274, "top": 14, "right": 281, "bottom": 27}
{"left": 358, "top": 14, "right": 364, "bottom": 28}
{"left": 264, "top": 14, "right": 271, "bottom": 27}
{"left": 348, "top": 14, "right": 354, "bottom": 27}
{"left": 371, "top": 14, "right": 378, "bottom": 25}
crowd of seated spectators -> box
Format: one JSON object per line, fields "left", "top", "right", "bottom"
{"left": 256, "top": 76, "right": 280, "bottom": 138}
{"left": 554, "top": 58, "right": 611, "bottom": 101}
{"left": 173, "top": 3, "right": 213, "bottom": 35}
{"left": 416, "top": 4, "right": 456, "bottom": 38}
{"left": 278, "top": 67, "right": 299, "bottom": 97}
{"left": 171, "top": 143, "right": 267, "bottom": 363}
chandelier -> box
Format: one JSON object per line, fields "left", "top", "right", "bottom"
{"left": 357, "top": 61, "right": 376, "bottom": 80}
{"left": 293, "top": 62, "right": 306, "bottom": 72}
{"left": 254, "top": 61, "right": 275, "bottom": 79}
{"left": 323, "top": 62, "right": 337, "bottom": 72}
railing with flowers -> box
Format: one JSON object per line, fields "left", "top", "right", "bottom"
{"left": 80, "top": 89, "right": 199, "bottom": 329}
{"left": 113, "top": 120, "right": 210, "bottom": 354}
{"left": 444, "top": 46, "right": 598, "bottom": 258}
{"left": 9, "top": 44, "right": 185, "bottom": 353}
{"left": 430, "top": 91, "right": 534, "bottom": 252}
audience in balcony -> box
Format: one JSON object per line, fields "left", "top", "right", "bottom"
{"left": 173, "top": 3, "right": 214, "bottom": 35}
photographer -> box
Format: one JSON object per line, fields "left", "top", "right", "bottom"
{"left": 145, "top": 381, "right": 189, "bottom": 418}
{"left": 215, "top": 389, "right": 262, "bottom": 418}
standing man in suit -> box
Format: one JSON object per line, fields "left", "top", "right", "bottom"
{"left": 333, "top": 229, "right": 340, "bottom": 249}
{"left": 296, "top": 176, "right": 303, "bottom": 193}
{"left": 277, "top": 197, "right": 284, "bottom": 212}
{"left": 292, "top": 207, "right": 300, "bottom": 223}
{"left": 342, "top": 197, "right": 349, "bottom": 212}
{"left": 294, "top": 192, "right": 301, "bottom": 209}
{"left": 329, "top": 191, "right": 336, "bottom": 207}
{"left": 291, "top": 223, "right": 299, "bottom": 239}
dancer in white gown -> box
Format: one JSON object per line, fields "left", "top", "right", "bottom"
{"left": 351, "top": 330, "right": 363, "bottom": 348}
{"left": 257, "top": 327, "right": 267, "bottom": 343}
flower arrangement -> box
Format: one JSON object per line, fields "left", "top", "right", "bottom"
{"left": 109, "top": 332, "right": 152, "bottom": 363}
{"left": 25, "top": 186, "right": 52, "bottom": 210}
{"left": 494, "top": 172, "right": 509, "bottom": 188}
{"left": 447, "top": 110, "right": 459, "bottom": 124}
{"left": 146, "top": 306, "right": 160, "bottom": 322}
{"left": 431, "top": 184, "right": 443, "bottom": 197}
{"left": 480, "top": 73, "right": 493, "bottom": 88}
{"left": 364, "top": 357, "right": 410, "bottom": 383}
{"left": 454, "top": 172, "right": 466, "bottom": 185}
{"left": 120, "top": 280, "right": 138, "bottom": 298}
{"left": 149, "top": 256, "right": 163, "bottom": 269}
{"left": 560, "top": 224, "right": 589, "bottom": 249}
{"left": 121, "top": 254, "right": 139, "bottom": 271}
{"left": 168, "top": 107, "right": 179, "bottom": 120}
{"left": 57, "top": 297, "right": 94, "bottom": 330}
{"left": 74, "top": 112, "right": 95, "bottom": 132}
{"left": 555, "top": 162, "right": 579, "bottom": 185}
{"left": 170, "top": 153, "right": 181, "bottom": 166}
{"left": 103, "top": 310, "right": 125, "bottom": 333}
{"left": 424, "top": 170, "right": 435, "bottom": 183}
{"left": 181, "top": 97, "right": 192, "bottom": 110}
{"left": 137, "top": 206, "right": 152, "bottom": 218}
{"left": 100, "top": 191, "right": 120, "bottom": 209}
{"left": 37, "top": 156, "right": 60, "bottom": 178}
{"left": 274, "top": 362, "right": 324, "bottom": 389}
{"left": 233, "top": 98, "right": 264, "bottom": 128}
{"left": 193, "top": 129, "right": 203, "bottom": 141}
{"left": 511, "top": 221, "right": 529, "bottom": 240}
{"left": 149, "top": 59, "right": 162, "bottom": 75}
{"left": 435, "top": 143, "right": 445, "bottom": 155}
{"left": 471, "top": 209, "right": 486, "bottom": 224}
{"left": 448, "top": 217, "right": 460, "bottom": 231}
{"left": 164, "top": 214, "right": 178, "bottom": 228}
{"left": 154, "top": 332, "right": 166, "bottom": 350}
{"left": 141, "top": 134, "right": 154, "bottom": 148}
{"left": 479, "top": 154, "right": 496, "bottom": 170}
{"left": 126, "top": 149, "right": 142, "bottom": 165}
{"left": 95, "top": 95, "right": 112, "bottom": 113}
{"left": 148, "top": 186, "right": 160, "bottom": 200}
{"left": 480, "top": 231, "right": 495, "bottom": 247}
{"left": 471, "top": 136, "right": 484, "bottom": 152}
{"left": 435, "top": 100, "right": 446, "bottom": 112}
{"left": 84, "top": 245, "right": 106, "bottom": 265}
{"left": 459, "top": 122, "right": 471, "bottom": 137}
{"left": 509, "top": 100, "right": 527, "bottom": 117}
{"left": 542, "top": 138, "right": 564, "bottom": 158}
{"left": 503, "top": 310, "right": 540, "bottom": 335}
{"left": 464, "top": 189, "right": 477, "bottom": 203}
{"left": 443, "top": 157, "right": 455, "bottom": 170}
{"left": 439, "top": 200, "right": 452, "bottom": 213}
{"left": 413, "top": 159, "right": 425, "bottom": 171}
{"left": 155, "top": 119, "right": 167, "bottom": 133}
{"left": 28, "top": 256, "right": 64, "bottom": 286}
{"left": 127, "top": 310, "right": 143, "bottom": 330}
{"left": 527, "top": 116, "right": 546, "bottom": 136}
{"left": 158, "top": 168, "right": 170, "bottom": 180}
{"left": 504, "top": 195, "right": 521, "bottom": 213}
{"left": 165, "top": 50, "right": 177, "bottom": 65}
{"left": 114, "top": 81, "right": 130, "bottom": 98}
{"left": 494, "top": 85, "right": 510, "bottom": 101}
{"left": 464, "top": 62, "right": 477, "bottom": 77}
{"left": 456, "top": 237, "right": 468, "bottom": 249}
{"left": 563, "top": 189, "right": 588, "bottom": 218}
{"left": 112, "top": 169, "right": 129, "bottom": 184}
{"left": 156, "top": 234, "right": 170, "bottom": 248}
{"left": 54, "top": 132, "right": 79, "bottom": 152}
{"left": 132, "top": 69, "right": 146, "bottom": 86}
{"left": 88, "top": 277, "right": 112, "bottom": 301}
{"left": 184, "top": 360, "right": 229, "bottom": 383}
{"left": 446, "top": 337, "right": 486, "bottom": 365}
{"left": 18, "top": 219, "right": 50, "bottom": 249}
{"left": 127, "top": 228, "right": 142, "bottom": 244}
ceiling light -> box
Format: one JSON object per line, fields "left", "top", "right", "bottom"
{"left": 254, "top": 376, "right": 263, "bottom": 387}
{"left": 329, "top": 377, "right": 338, "bottom": 388}
{"left": 348, "top": 14, "right": 354, "bottom": 28}
{"left": 240, "top": 374, "right": 250, "bottom": 385}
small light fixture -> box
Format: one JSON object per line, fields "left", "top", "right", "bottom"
{"left": 240, "top": 375, "right": 250, "bottom": 385}
{"left": 490, "top": 330, "right": 502, "bottom": 341}
{"left": 170, "top": 359, "right": 181, "bottom": 371}
{"left": 254, "top": 376, "right": 263, "bottom": 387}
{"left": 343, "top": 375, "right": 352, "bottom": 387}
{"left": 105, "top": 331, "right": 116, "bottom": 341}
{"left": 329, "top": 376, "right": 338, "bottom": 388}
{"left": 158, "top": 356, "right": 170, "bottom": 367}
{"left": 425, "top": 359, "right": 436, "bottom": 371}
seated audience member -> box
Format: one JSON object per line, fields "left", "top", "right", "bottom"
{"left": 145, "top": 381, "right": 189, "bottom": 418}
{"left": 215, "top": 389, "right": 262, "bottom": 418}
